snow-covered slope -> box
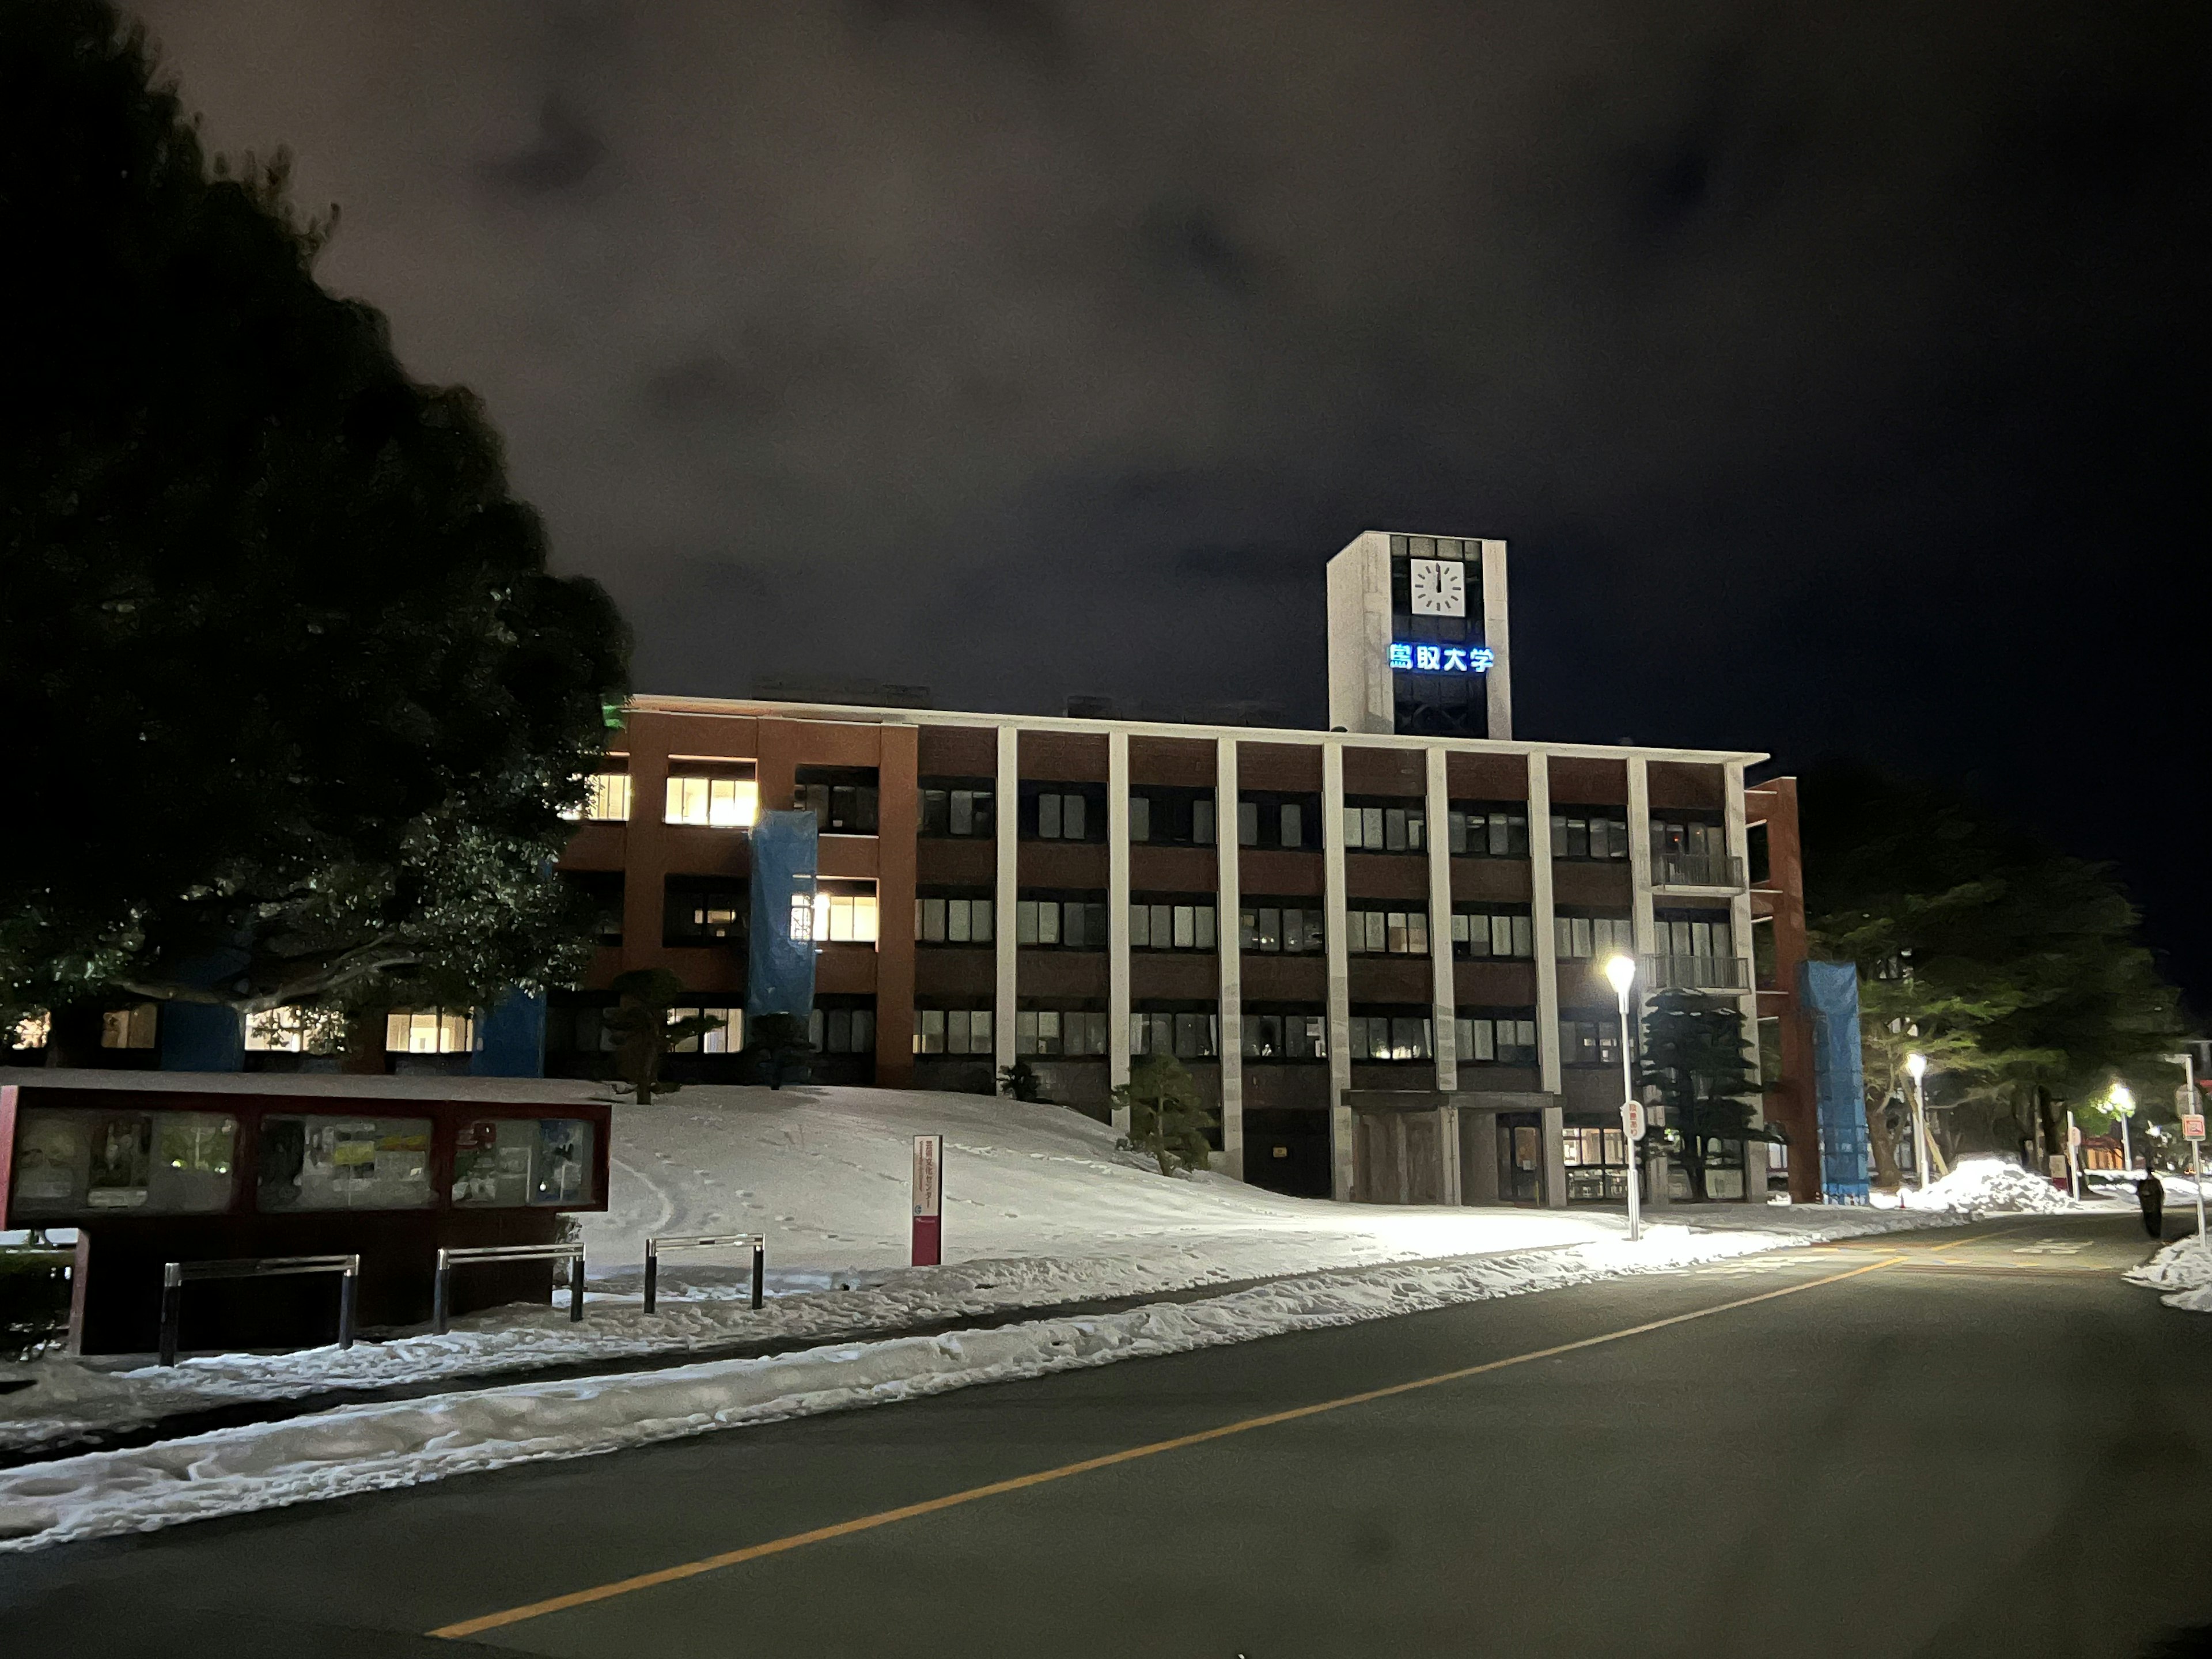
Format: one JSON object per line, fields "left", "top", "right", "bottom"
{"left": 585, "top": 1084, "right": 1615, "bottom": 1289}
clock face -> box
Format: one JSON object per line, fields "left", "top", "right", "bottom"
{"left": 1408, "top": 558, "right": 1467, "bottom": 618}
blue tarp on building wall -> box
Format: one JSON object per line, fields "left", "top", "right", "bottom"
{"left": 1801, "top": 960, "right": 1872, "bottom": 1203}
{"left": 748, "top": 808, "right": 819, "bottom": 1021}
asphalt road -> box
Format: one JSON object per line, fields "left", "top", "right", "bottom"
{"left": 4, "top": 1211, "right": 2209, "bottom": 1659}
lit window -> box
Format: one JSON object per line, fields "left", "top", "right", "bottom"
{"left": 812, "top": 889, "right": 880, "bottom": 944}
{"left": 1347, "top": 907, "right": 1429, "bottom": 956}
{"left": 245, "top": 1007, "right": 336, "bottom": 1053}
{"left": 101, "top": 1003, "right": 160, "bottom": 1050}
{"left": 665, "top": 772, "right": 759, "bottom": 828}
{"left": 384, "top": 1010, "right": 474, "bottom": 1054}
{"left": 666, "top": 1006, "right": 742, "bottom": 1054}
{"left": 7, "top": 1011, "right": 50, "bottom": 1050}
{"left": 560, "top": 772, "right": 632, "bottom": 823}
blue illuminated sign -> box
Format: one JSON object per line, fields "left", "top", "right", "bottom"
{"left": 1389, "top": 642, "right": 1493, "bottom": 674}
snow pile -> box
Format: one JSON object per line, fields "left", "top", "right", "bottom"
{"left": 0, "top": 1215, "right": 1918, "bottom": 1551}
{"left": 1899, "top": 1157, "right": 2078, "bottom": 1215}
{"left": 2124, "top": 1236, "right": 2212, "bottom": 1312}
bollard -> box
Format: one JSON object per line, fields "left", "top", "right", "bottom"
{"left": 158, "top": 1262, "right": 184, "bottom": 1367}
{"left": 751, "top": 1239, "right": 765, "bottom": 1312}
{"left": 643, "top": 1240, "right": 661, "bottom": 1316}
{"left": 569, "top": 1252, "right": 586, "bottom": 1322}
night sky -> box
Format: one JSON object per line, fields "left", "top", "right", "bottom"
{"left": 131, "top": 2, "right": 2211, "bottom": 1005}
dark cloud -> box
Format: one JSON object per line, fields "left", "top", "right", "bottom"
{"left": 125, "top": 0, "right": 2212, "bottom": 1002}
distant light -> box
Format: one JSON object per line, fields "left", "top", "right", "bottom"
{"left": 1389, "top": 643, "right": 1493, "bottom": 674}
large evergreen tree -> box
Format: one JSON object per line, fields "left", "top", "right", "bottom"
{"left": 1801, "top": 763, "right": 2183, "bottom": 1179}
{"left": 0, "top": 1, "right": 629, "bottom": 1050}
{"left": 1638, "top": 990, "right": 1767, "bottom": 1201}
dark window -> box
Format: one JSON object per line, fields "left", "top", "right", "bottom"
{"left": 1447, "top": 802, "right": 1529, "bottom": 857}
{"left": 1236, "top": 791, "right": 1322, "bottom": 850}
{"left": 794, "top": 766, "right": 879, "bottom": 834}
{"left": 1241, "top": 1005, "right": 1328, "bottom": 1061}
{"left": 563, "top": 871, "right": 624, "bottom": 945}
{"left": 1451, "top": 906, "right": 1534, "bottom": 960}
{"left": 1551, "top": 911, "right": 1634, "bottom": 961}
{"left": 1238, "top": 899, "right": 1325, "bottom": 954}
{"left": 1558, "top": 1013, "right": 1623, "bottom": 1068}
{"left": 1129, "top": 786, "right": 1215, "bottom": 846}
{"left": 918, "top": 778, "right": 995, "bottom": 839}
{"left": 1016, "top": 1006, "right": 1109, "bottom": 1056}
{"left": 1343, "top": 797, "right": 1425, "bottom": 853}
{"left": 1024, "top": 782, "right": 1107, "bottom": 842}
{"left": 1457, "top": 1009, "right": 1539, "bottom": 1066}
{"left": 1347, "top": 1006, "right": 1433, "bottom": 1060}
{"left": 1016, "top": 891, "right": 1109, "bottom": 950}
{"left": 1550, "top": 806, "right": 1629, "bottom": 861}
{"left": 913, "top": 1005, "right": 993, "bottom": 1055}
{"left": 663, "top": 877, "right": 747, "bottom": 946}
{"left": 915, "top": 889, "right": 995, "bottom": 945}
{"left": 1131, "top": 1002, "right": 1218, "bottom": 1059}
{"left": 1131, "top": 895, "right": 1218, "bottom": 952}
{"left": 1346, "top": 906, "right": 1429, "bottom": 956}
{"left": 1747, "top": 820, "right": 1771, "bottom": 886}
{"left": 809, "top": 1001, "right": 877, "bottom": 1055}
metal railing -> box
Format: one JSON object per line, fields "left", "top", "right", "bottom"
{"left": 1643, "top": 953, "right": 1752, "bottom": 991}
{"left": 643, "top": 1233, "right": 766, "bottom": 1315}
{"left": 160, "top": 1253, "right": 358, "bottom": 1366}
{"left": 1649, "top": 850, "right": 1747, "bottom": 890}
{"left": 434, "top": 1242, "right": 584, "bottom": 1335}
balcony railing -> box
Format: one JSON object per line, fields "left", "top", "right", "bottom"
{"left": 1648, "top": 850, "right": 1746, "bottom": 891}
{"left": 1643, "top": 953, "right": 1752, "bottom": 991}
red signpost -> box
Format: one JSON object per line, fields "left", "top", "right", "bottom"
{"left": 911, "top": 1132, "right": 943, "bottom": 1267}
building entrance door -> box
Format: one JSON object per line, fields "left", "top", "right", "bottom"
{"left": 1498, "top": 1112, "right": 1541, "bottom": 1203}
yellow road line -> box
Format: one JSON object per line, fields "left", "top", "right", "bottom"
{"left": 429, "top": 1254, "right": 1899, "bottom": 1641}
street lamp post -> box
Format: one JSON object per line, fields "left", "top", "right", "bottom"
{"left": 1906, "top": 1052, "right": 1932, "bottom": 1195}
{"left": 2109, "top": 1083, "right": 2135, "bottom": 1173}
{"left": 2165, "top": 1053, "right": 2207, "bottom": 1249}
{"left": 1604, "top": 954, "right": 1642, "bottom": 1243}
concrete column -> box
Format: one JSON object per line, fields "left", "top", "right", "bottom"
{"left": 1216, "top": 737, "right": 1244, "bottom": 1180}
{"left": 1107, "top": 729, "right": 1131, "bottom": 1134}
{"left": 1482, "top": 539, "right": 1513, "bottom": 741}
{"left": 1626, "top": 752, "right": 1665, "bottom": 1206}
{"left": 873, "top": 722, "right": 919, "bottom": 1086}
{"left": 1323, "top": 741, "right": 1354, "bottom": 1201}
{"left": 1425, "top": 745, "right": 1457, "bottom": 1093}
{"left": 1541, "top": 1101, "right": 1567, "bottom": 1211}
{"left": 1527, "top": 752, "right": 1565, "bottom": 1208}
{"left": 994, "top": 725, "right": 1018, "bottom": 1081}
{"left": 1726, "top": 758, "right": 1763, "bottom": 1201}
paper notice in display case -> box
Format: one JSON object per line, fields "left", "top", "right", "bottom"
{"left": 86, "top": 1115, "right": 151, "bottom": 1209}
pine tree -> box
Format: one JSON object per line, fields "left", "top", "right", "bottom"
{"left": 1638, "top": 990, "right": 1766, "bottom": 1201}
{"left": 1113, "top": 1055, "right": 1217, "bottom": 1176}
{"left": 601, "top": 969, "right": 721, "bottom": 1105}
{"left": 998, "top": 1059, "right": 1048, "bottom": 1103}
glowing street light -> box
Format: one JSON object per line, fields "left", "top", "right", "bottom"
{"left": 2107, "top": 1082, "right": 2136, "bottom": 1173}
{"left": 1603, "top": 953, "right": 1642, "bottom": 1243}
{"left": 1906, "top": 1052, "right": 1932, "bottom": 1194}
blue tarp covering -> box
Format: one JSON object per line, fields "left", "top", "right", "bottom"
{"left": 748, "top": 808, "right": 819, "bottom": 1021}
{"left": 1801, "top": 960, "right": 1872, "bottom": 1203}
{"left": 471, "top": 988, "right": 547, "bottom": 1077}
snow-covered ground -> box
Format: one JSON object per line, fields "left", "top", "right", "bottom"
{"left": 2124, "top": 1236, "right": 2212, "bottom": 1312}
{"left": 1872, "top": 1156, "right": 2090, "bottom": 1216}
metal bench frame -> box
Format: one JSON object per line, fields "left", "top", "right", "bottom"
{"left": 434, "top": 1242, "right": 585, "bottom": 1335}
{"left": 643, "top": 1233, "right": 766, "bottom": 1315}
{"left": 158, "top": 1253, "right": 359, "bottom": 1366}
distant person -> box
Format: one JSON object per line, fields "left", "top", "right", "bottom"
{"left": 2139, "top": 1165, "right": 2166, "bottom": 1240}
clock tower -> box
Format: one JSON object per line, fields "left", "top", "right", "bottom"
{"left": 1325, "top": 531, "right": 1512, "bottom": 738}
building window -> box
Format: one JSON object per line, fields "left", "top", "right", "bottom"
{"left": 1237, "top": 792, "right": 1321, "bottom": 850}
{"left": 1652, "top": 816, "right": 1727, "bottom": 861}
{"left": 1238, "top": 902, "right": 1324, "bottom": 954}
{"left": 1554, "top": 912, "right": 1634, "bottom": 961}
{"left": 1343, "top": 798, "right": 1425, "bottom": 853}
{"left": 1347, "top": 906, "right": 1429, "bottom": 956}
{"left": 1131, "top": 1006, "right": 1218, "bottom": 1059}
{"left": 665, "top": 764, "right": 758, "bottom": 829}
{"left": 1027, "top": 783, "right": 1107, "bottom": 842}
{"left": 805, "top": 881, "right": 880, "bottom": 945}
{"left": 244, "top": 1007, "right": 336, "bottom": 1053}
{"left": 1456, "top": 1012, "right": 1539, "bottom": 1067}
{"left": 666, "top": 1006, "right": 743, "bottom": 1054}
{"left": 385, "top": 1009, "right": 474, "bottom": 1054}
{"left": 1131, "top": 898, "right": 1217, "bottom": 952}
{"left": 6, "top": 1011, "right": 49, "bottom": 1050}
{"left": 1129, "top": 787, "right": 1215, "bottom": 846}
{"left": 915, "top": 1007, "right": 994, "bottom": 1055}
{"left": 101, "top": 1003, "right": 160, "bottom": 1050}
{"left": 1241, "top": 1008, "right": 1327, "bottom": 1060}
{"left": 663, "top": 880, "right": 745, "bottom": 946}
{"left": 1564, "top": 1127, "right": 1632, "bottom": 1202}
{"left": 565, "top": 870, "right": 624, "bottom": 945}
{"left": 1559, "top": 1013, "right": 1623, "bottom": 1067}
{"left": 918, "top": 779, "right": 994, "bottom": 838}
{"left": 809, "top": 1005, "right": 876, "bottom": 1054}
{"left": 560, "top": 768, "right": 632, "bottom": 823}
{"left": 1550, "top": 808, "right": 1630, "bottom": 861}
{"left": 795, "top": 766, "right": 880, "bottom": 835}
{"left": 915, "top": 892, "right": 994, "bottom": 945}
{"left": 1451, "top": 907, "right": 1533, "bottom": 960}
{"left": 1656, "top": 911, "right": 1731, "bottom": 960}
{"left": 1448, "top": 805, "right": 1528, "bottom": 857}
{"left": 1348, "top": 1012, "right": 1432, "bottom": 1060}
{"left": 1017, "top": 893, "right": 1109, "bottom": 950}
{"left": 1016, "top": 1007, "right": 1109, "bottom": 1056}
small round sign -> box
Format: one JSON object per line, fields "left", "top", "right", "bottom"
{"left": 1621, "top": 1100, "right": 1645, "bottom": 1142}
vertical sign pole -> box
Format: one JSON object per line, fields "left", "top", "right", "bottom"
{"left": 912, "top": 1133, "right": 944, "bottom": 1267}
